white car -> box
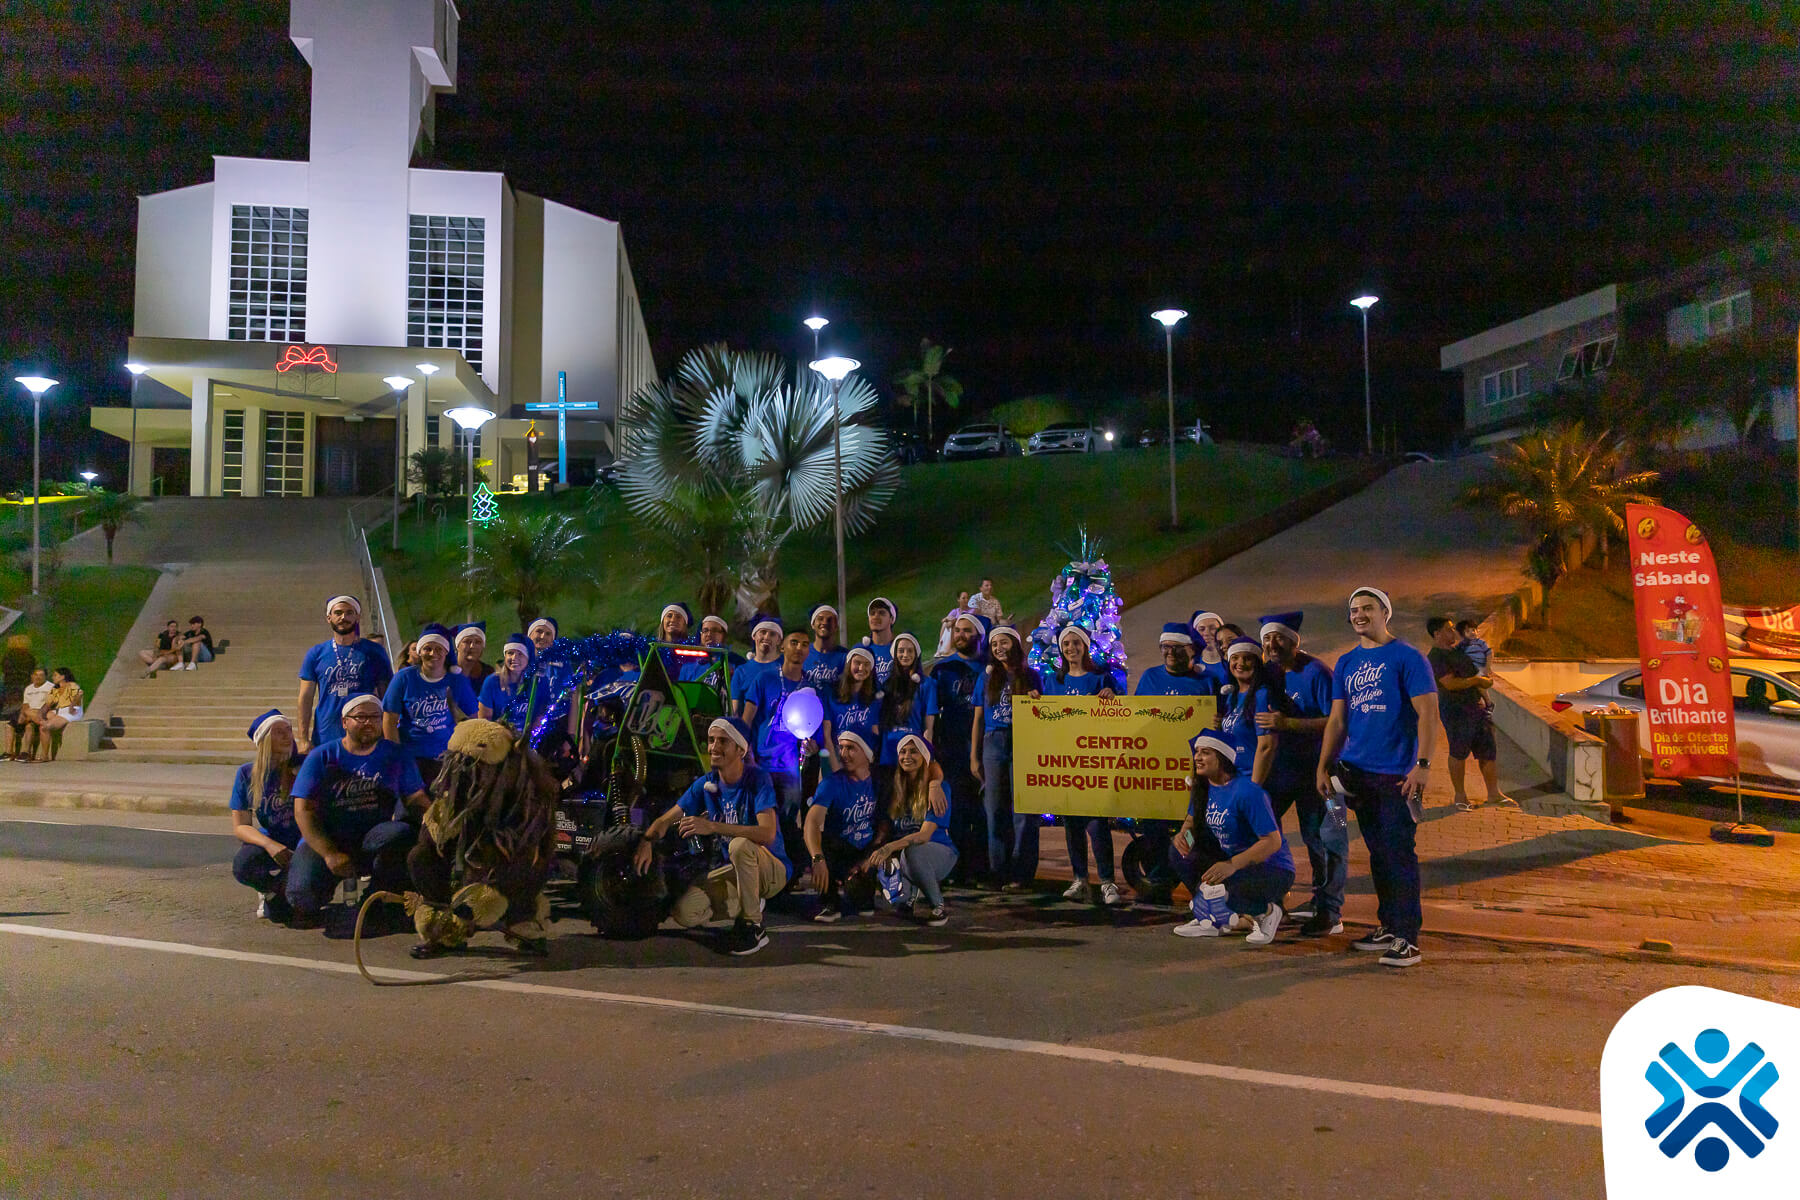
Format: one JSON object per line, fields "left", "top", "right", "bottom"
{"left": 1025, "top": 422, "right": 1113, "bottom": 455}
{"left": 1552, "top": 658, "right": 1800, "bottom": 790}
{"left": 941, "top": 423, "right": 1021, "bottom": 461}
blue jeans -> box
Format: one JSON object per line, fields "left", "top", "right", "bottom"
{"left": 1064, "top": 816, "right": 1114, "bottom": 882}
{"left": 1167, "top": 829, "right": 1294, "bottom": 918}
{"left": 1290, "top": 791, "right": 1350, "bottom": 919}
{"left": 981, "top": 728, "right": 1037, "bottom": 884}
{"left": 231, "top": 842, "right": 288, "bottom": 893}
{"left": 770, "top": 770, "right": 807, "bottom": 872}
{"left": 900, "top": 841, "right": 958, "bottom": 908}
{"left": 285, "top": 820, "right": 416, "bottom": 919}
{"left": 1341, "top": 763, "right": 1421, "bottom": 943}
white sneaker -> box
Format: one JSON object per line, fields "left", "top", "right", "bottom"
{"left": 255, "top": 894, "right": 271, "bottom": 919}
{"left": 1245, "top": 904, "right": 1283, "bottom": 946}
{"left": 1173, "top": 918, "right": 1221, "bottom": 938}
{"left": 1062, "top": 878, "right": 1088, "bottom": 902}
{"left": 1099, "top": 881, "right": 1125, "bottom": 906}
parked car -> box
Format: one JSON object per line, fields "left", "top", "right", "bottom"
{"left": 1025, "top": 422, "right": 1114, "bottom": 455}
{"left": 941, "top": 423, "right": 1021, "bottom": 461}
{"left": 892, "top": 429, "right": 937, "bottom": 466}
{"left": 1136, "top": 428, "right": 1164, "bottom": 449}
{"left": 1551, "top": 658, "right": 1800, "bottom": 791}
{"left": 1186, "top": 420, "right": 1215, "bottom": 446}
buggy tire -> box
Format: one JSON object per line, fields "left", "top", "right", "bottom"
{"left": 1121, "top": 830, "right": 1176, "bottom": 905}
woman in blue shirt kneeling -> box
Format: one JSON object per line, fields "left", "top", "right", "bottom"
{"left": 866, "top": 734, "right": 956, "bottom": 925}
{"left": 229, "top": 708, "right": 305, "bottom": 923}
{"left": 1169, "top": 732, "right": 1295, "bottom": 946}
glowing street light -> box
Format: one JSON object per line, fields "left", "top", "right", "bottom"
{"left": 125, "top": 362, "right": 147, "bottom": 496}
{"left": 1351, "top": 294, "right": 1379, "bottom": 454}
{"left": 79, "top": 471, "right": 98, "bottom": 485}
{"left": 444, "top": 406, "right": 496, "bottom": 598}
{"left": 1150, "top": 309, "right": 1187, "bottom": 528}
{"left": 809, "top": 355, "right": 860, "bottom": 622}
{"left": 803, "top": 316, "right": 829, "bottom": 362}
{"left": 14, "top": 376, "right": 58, "bottom": 595}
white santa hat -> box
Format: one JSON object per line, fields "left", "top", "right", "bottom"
{"left": 1349, "top": 585, "right": 1392, "bottom": 614}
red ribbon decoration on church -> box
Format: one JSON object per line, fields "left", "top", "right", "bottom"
{"left": 274, "top": 345, "right": 338, "bottom": 373}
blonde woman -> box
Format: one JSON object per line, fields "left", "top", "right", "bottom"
{"left": 865, "top": 734, "right": 956, "bottom": 925}
{"left": 229, "top": 709, "right": 305, "bottom": 922}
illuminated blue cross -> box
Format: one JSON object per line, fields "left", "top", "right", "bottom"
{"left": 524, "top": 371, "right": 599, "bottom": 485}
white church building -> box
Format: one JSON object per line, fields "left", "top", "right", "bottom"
{"left": 94, "top": 0, "right": 656, "bottom": 497}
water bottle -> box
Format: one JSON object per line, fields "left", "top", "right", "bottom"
{"left": 1326, "top": 795, "right": 1349, "bottom": 832}
{"left": 341, "top": 873, "right": 361, "bottom": 909}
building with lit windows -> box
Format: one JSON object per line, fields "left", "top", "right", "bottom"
{"left": 93, "top": 0, "right": 656, "bottom": 496}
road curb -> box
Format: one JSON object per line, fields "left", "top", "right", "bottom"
{"left": 1418, "top": 918, "right": 1800, "bottom": 976}
{"left": 0, "top": 789, "right": 226, "bottom": 817}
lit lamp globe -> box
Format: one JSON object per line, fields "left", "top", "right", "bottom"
{"left": 414, "top": 362, "right": 440, "bottom": 377}
{"left": 802, "top": 316, "right": 829, "bottom": 334}
{"left": 808, "top": 356, "right": 859, "bottom": 382}
{"left": 782, "top": 688, "right": 824, "bottom": 739}
{"left": 80, "top": 471, "right": 98, "bottom": 484}
{"left": 444, "top": 405, "right": 495, "bottom": 432}
{"left": 15, "top": 376, "right": 57, "bottom": 398}
{"left": 1151, "top": 308, "right": 1188, "bottom": 328}
{"left": 1351, "top": 294, "right": 1379, "bottom": 311}
{"left": 383, "top": 376, "right": 413, "bottom": 392}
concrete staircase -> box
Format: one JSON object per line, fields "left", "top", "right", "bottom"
{"left": 77, "top": 500, "right": 376, "bottom": 765}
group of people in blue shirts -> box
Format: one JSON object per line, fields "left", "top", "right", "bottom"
{"left": 234, "top": 583, "right": 1444, "bottom": 968}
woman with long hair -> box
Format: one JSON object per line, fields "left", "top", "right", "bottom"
{"left": 970, "top": 624, "right": 1040, "bottom": 890}
{"left": 822, "top": 646, "right": 881, "bottom": 771}
{"left": 864, "top": 734, "right": 956, "bottom": 925}
{"left": 1215, "top": 637, "right": 1287, "bottom": 787}
{"left": 1036, "top": 625, "right": 1126, "bottom": 906}
{"left": 1169, "top": 733, "right": 1294, "bottom": 945}
{"left": 877, "top": 633, "right": 938, "bottom": 768}
{"left": 478, "top": 633, "right": 544, "bottom": 730}
{"left": 382, "top": 623, "right": 479, "bottom": 786}
{"left": 22, "top": 667, "right": 83, "bottom": 761}
{"left": 229, "top": 709, "right": 305, "bottom": 922}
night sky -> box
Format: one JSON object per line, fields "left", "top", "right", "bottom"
{"left": 3, "top": 2, "right": 1796, "bottom": 489}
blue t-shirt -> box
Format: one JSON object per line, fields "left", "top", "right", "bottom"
{"left": 298, "top": 638, "right": 393, "bottom": 747}
{"left": 382, "top": 667, "right": 479, "bottom": 760}
{"left": 1134, "top": 665, "right": 1215, "bottom": 696}
{"left": 802, "top": 645, "right": 848, "bottom": 692}
{"left": 1198, "top": 657, "right": 1232, "bottom": 693}
{"left": 478, "top": 670, "right": 544, "bottom": 731}
{"left": 1042, "top": 670, "right": 1110, "bottom": 698}
{"left": 811, "top": 770, "right": 880, "bottom": 849}
{"left": 887, "top": 788, "right": 955, "bottom": 850}
{"left": 291, "top": 739, "right": 424, "bottom": 844}
{"left": 748, "top": 669, "right": 819, "bottom": 778}
{"left": 675, "top": 764, "right": 791, "bottom": 872}
{"left": 867, "top": 642, "right": 895, "bottom": 686}
{"left": 729, "top": 657, "right": 778, "bottom": 712}
{"left": 878, "top": 677, "right": 939, "bottom": 764}
{"left": 1216, "top": 684, "right": 1274, "bottom": 776}
{"left": 1272, "top": 656, "right": 1334, "bottom": 789}
{"left": 1331, "top": 639, "right": 1438, "bottom": 776}
{"left": 228, "top": 752, "right": 305, "bottom": 849}
{"left": 1196, "top": 774, "right": 1293, "bottom": 873}
{"left": 828, "top": 691, "right": 882, "bottom": 746}
{"left": 980, "top": 668, "right": 1019, "bottom": 730}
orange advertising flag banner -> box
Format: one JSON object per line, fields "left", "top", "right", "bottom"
{"left": 1625, "top": 502, "right": 1738, "bottom": 777}
{"left": 1012, "top": 695, "right": 1216, "bottom": 819}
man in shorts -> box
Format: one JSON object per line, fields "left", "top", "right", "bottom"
{"left": 1426, "top": 617, "right": 1514, "bottom": 811}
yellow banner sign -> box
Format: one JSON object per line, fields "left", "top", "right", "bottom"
{"left": 1012, "top": 695, "right": 1217, "bottom": 819}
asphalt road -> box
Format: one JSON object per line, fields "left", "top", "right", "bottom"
{"left": 3, "top": 811, "right": 1789, "bottom": 1199}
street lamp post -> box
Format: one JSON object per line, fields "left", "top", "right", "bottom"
{"left": 125, "top": 362, "right": 147, "bottom": 497}
{"left": 1351, "top": 295, "right": 1379, "bottom": 455}
{"left": 1151, "top": 310, "right": 1187, "bottom": 528}
{"left": 383, "top": 376, "right": 413, "bottom": 550}
{"left": 809, "top": 355, "right": 859, "bottom": 623}
{"left": 803, "top": 316, "right": 829, "bottom": 364}
{"left": 80, "top": 471, "right": 98, "bottom": 486}
{"left": 444, "top": 406, "right": 496, "bottom": 617}
{"left": 14, "top": 376, "right": 58, "bottom": 595}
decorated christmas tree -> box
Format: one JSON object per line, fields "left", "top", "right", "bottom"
{"left": 1026, "top": 530, "right": 1127, "bottom": 691}
{"left": 471, "top": 481, "right": 500, "bottom": 527}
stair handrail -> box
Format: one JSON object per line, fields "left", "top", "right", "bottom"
{"left": 345, "top": 507, "right": 399, "bottom": 655}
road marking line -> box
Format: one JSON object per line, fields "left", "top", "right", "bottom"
{"left": 0, "top": 922, "right": 1599, "bottom": 1128}
{"left": 0, "top": 818, "right": 220, "bottom": 836}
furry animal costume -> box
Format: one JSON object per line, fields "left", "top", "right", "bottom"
{"left": 406, "top": 718, "right": 561, "bottom": 956}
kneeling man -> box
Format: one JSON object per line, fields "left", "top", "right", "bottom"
{"left": 634, "top": 717, "right": 791, "bottom": 956}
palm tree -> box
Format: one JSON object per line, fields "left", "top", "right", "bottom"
{"left": 616, "top": 344, "right": 899, "bottom": 618}
{"left": 407, "top": 446, "right": 462, "bottom": 496}
{"left": 894, "top": 338, "right": 964, "bottom": 444}
{"left": 463, "top": 511, "right": 598, "bottom": 629}
{"left": 85, "top": 490, "right": 144, "bottom": 564}
{"left": 1461, "top": 424, "right": 1658, "bottom": 627}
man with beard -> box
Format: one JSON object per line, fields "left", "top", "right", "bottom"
{"left": 1135, "top": 623, "right": 1216, "bottom": 697}
{"left": 928, "top": 612, "right": 987, "bottom": 881}
{"left": 288, "top": 693, "right": 427, "bottom": 929}
{"left": 297, "top": 596, "right": 393, "bottom": 754}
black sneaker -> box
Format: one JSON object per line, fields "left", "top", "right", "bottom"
{"left": 1379, "top": 938, "right": 1422, "bottom": 968}
{"left": 925, "top": 906, "right": 948, "bottom": 927}
{"left": 1298, "top": 912, "right": 1343, "bottom": 937}
{"left": 728, "top": 918, "right": 770, "bottom": 956}
{"left": 1351, "top": 925, "right": 1395, "bottom": 952}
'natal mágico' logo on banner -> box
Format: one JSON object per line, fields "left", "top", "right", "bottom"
{"left": 1012, "top": 695, "right": 1215, "bottom": 820}
{"left": 1626, "top": 502, "right": 1738, "bottom": 778}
